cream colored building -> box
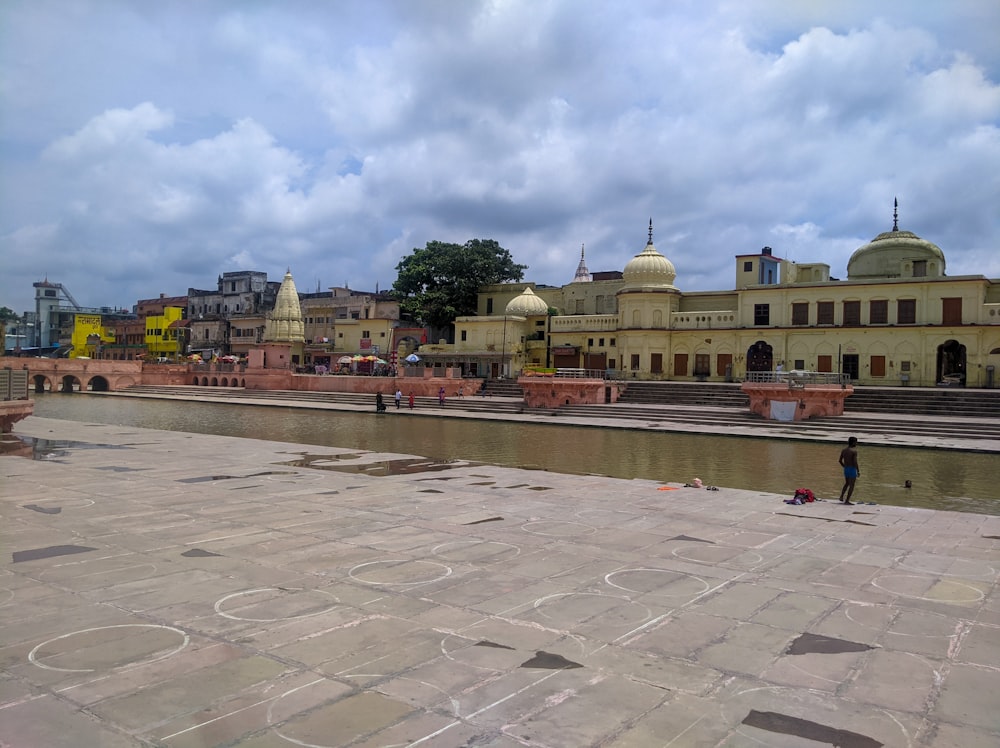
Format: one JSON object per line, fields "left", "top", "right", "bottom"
{"left": 439, "top": 215, "right": 1000, "bottom": 387}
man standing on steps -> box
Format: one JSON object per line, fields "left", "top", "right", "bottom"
{"left": 838, "top": 436, "right": 860, "bottom": 505}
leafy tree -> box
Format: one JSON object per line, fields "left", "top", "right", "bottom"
{"left": 393, "top": 239, "right": 527, "bottom": 333}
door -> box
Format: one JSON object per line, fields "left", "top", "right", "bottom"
{"left": 746, "top": 341, "right": 773, "bottom": 373}
{"left": 843, "top": 354, "right": 859, "bottom": 380}
{"left": 716, "top": 353, "right": 732, "bottom": 377}
{"left": 673, "top": 353, "right": 688, "bottom": 377}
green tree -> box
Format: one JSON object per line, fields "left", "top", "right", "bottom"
{"left": 392, "top": 239, "right": 527, "bottom": 333}
{"left": 0, "top": 307, "right": 19, "bottom": 356}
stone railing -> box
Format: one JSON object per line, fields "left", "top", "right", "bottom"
{"left": 744, "top": 370, "right": 850, "bottom": 387}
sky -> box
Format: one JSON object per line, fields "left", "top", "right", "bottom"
{"left": 1, "top": 0, "right": 998, "bottom": 316}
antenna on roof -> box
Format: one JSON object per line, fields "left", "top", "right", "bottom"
{"left": 892, "top": 197, "right": 899, "bottom": 232}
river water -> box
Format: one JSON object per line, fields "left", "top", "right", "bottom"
{"left": 25, "top": 393, "right": 1000, "bottom": 515}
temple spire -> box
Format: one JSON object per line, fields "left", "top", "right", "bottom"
{"left": 571, "top": 242, "right": 592, "bottom": 283}
{"left": 892, "top": 197, "right": 899, "bottom": 232}
{"left": 647, "top": 218, "right": 654, "bottom": 245}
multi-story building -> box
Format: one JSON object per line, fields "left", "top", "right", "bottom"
{"left": 187, "top": 271, "right": 279, "bottom": 356}
{"left": 436, "top": 213, "right": 1000, "bottom": 387}
{"left": 300, "top": 287, "right": 402, "bottom": 367}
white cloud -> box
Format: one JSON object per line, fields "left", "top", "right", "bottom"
{"left": 0, "top": 0, "right": 997, "bottom": 315}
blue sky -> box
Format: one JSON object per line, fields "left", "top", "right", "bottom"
{"left": 1, "top": 0, "right": 998, "bottom": 315}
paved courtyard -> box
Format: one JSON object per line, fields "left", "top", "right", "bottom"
{"left": 2, "top": 416, "right": 999, "bottom": 747}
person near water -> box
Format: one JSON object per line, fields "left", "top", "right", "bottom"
{"left": 394, "top": 389, "right": 402, "bottom": 408}
{"left": 438, "top": 386, "right": 445, "bottom": 406}
{"left": 838, "top": 436, "right": 860, "bottom": 505}
{"left": 408, "top": 392, "right": 415, "bottom": 409}
{"left": 376, "top": 392, "right": 385, "bottom": 413}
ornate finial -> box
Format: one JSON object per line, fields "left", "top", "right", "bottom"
{"left": 892, "top": 197, "right": 898, "bottom": 232}
{"left": 580, "top": 243, "right": 585, "bottom": 259}
{"left": 647, "top": 218, "right": 654, "bottom": 245}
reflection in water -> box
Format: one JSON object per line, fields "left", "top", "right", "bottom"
{"left": 26, "top": 393, "right": 1000, "bottom": 515}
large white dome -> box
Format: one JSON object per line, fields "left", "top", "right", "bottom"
{"left": 505, "top": 286, "right": 549, "bottom": 316}
{"left": 622, "top": 221, "right": 677, "bottom": 290}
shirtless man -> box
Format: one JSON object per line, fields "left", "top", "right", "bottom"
{"left": 838, "top": 436, "right": 860, "bottom": 505}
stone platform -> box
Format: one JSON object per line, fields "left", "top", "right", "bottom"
{"left": 1, "top": 417, "right": 998, "bottom": 747}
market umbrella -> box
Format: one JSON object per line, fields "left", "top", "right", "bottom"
{"left": 351, "top": 354, "right": 364, "bottom": 361}
{"left": 375, "top": 358, "right": 388, "bottom": 364}
{"left": 363, "top": 355, "right": 378, "bottom": 361}
{"left": 337, "top": 356, "right": 354, "bottom": 365}
{"left": 405, "top": 353, "right": 420, "bottom": 363}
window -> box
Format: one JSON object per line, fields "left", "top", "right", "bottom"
{"left": 609, "top": 338, "right": 616, "bottom": 346}
{"left": 898, "top": 299, "right": 916, "bottom": 324}
{"left": 486, "top": 298, "right": 493, "bottom": 314}
{"left": 460, "top": 330, "right": 467, "bottom": 341}
{"left": 743, "top": 261, "right": 753, "bottom": 272}
{"left": 817, "top": 301, "right": 834, "bottom": 325}
{"left": 942, "top": 298, "right": 962, "bottom": 325}
{"left": 794, "top": 359, "right": 805, "bottom": 370}
{"left": 380, "top": 332, "right": 386, "bottom": 337}
{"left": 587, "top": 338, "right": 594, "bottom": 347}
{"left": 843, "top": 300, "right": 861, "bottom": 326}
{"left": 630, "top": 354, "right": 640, "bottom": 370}
{"left": 650, "top": 353, "right": 663, "bottom": 374}
{"left": 791, "top": 303, "right": 808, "bottom": 326}
{"left": 870, "top": 300, "right": 888, "bottom": 324}
{"left": 753, "top": 304, "right": 770, "bottom": 326}
{"left": 575, "top": 299, "right": 584, "bottom": 313}
{"left": 598, "top": 338, "right": 605, "bottom": 346}
{"left": 362, "top": 330, "right": 370, "bottom": 338}
{"left": 913, "top": 260, "right": 927, "bottom": 277}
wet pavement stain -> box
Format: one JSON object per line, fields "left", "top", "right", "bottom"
{"left": 419, "top": 489, "right": 444, "bottom": 493}
{"left": 786, "top": 632, "right": 876, "bottom": 655}
{"left": 670, "top": 534, "right": 714, "bottom": 543}
{"left": 285, "top": 458, "right": 478, "bottom": 476}
{"left": 742, "top": 709, "right": 883, "bottom": 747}
{"left": 279, "top": 452, "right": 367, "bottom": 467}
{"left": 469, "top": 481, "right": 496, "bottom": 486}
{"left": 520, "top": 651, "right": 583, "bottom": 669}
{"left": 13, "top": 544, "right": 97, "bottom": 563}
{"left": 94, "top": 466, "right": 147, "bottom": 472}
{"left": 527, "top": 486, "right": 553, "bottom": 491}
{"left": 475, "top": 640, "right": 515, "bottom": 650}
{"left": 182, "top": 548, "right": 222, "bottom": 557}
{"left": 23, "top": 504, "right": 61, "bottom": 514}
{"left": 464, "top": 516, "right": 504, "bottom": 525}
{"left": 775, "top": 512, "right": 876, "bottom": 526}
{"left": 177, "top": 471, "right": 293, "bottom": 483}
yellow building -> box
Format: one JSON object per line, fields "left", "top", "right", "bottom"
{"left": 144, "top": 306, "right": 186, "bottom": 359}
{"left": 70, "top": 314, "right": 116, "bottom": 358}
{"left": 448, "top": 214, "right": 1000, "bottom": 388}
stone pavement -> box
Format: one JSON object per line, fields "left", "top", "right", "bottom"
{"left": 2, "top": 416, "right": 999, "bottom": 747}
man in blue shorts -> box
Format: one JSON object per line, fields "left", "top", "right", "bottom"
{"left": 838, "top": 436, "right": 860, "bottom": 505}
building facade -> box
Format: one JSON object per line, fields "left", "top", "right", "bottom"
{"left": 443, "top": 216, "right": 1000, "bottom": 387}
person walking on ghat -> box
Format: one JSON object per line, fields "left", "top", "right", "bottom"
{"left": 838, "top": 436, "right": 860, "bottom": 505}
{"left": 408, "top": 392, "right": 415, "bottom": 410}
{"left": 394, "top": 389, "right": 402, "bottom": 409}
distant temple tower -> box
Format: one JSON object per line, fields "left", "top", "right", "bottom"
{"left": 571, "top": 244, "right": 592, "bottom": 283}
{"left": 256, "top": 269, "right": 305, "bottom": 369}
{"left": 265, "top": 270, "right": 305, "bottom": 343}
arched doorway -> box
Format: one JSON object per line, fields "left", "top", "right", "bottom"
{"left": 937, "top": 339, "right": 966, "bottom": 386}
{"left": 88, "top": 376, "right": 110, "bottom": 392}
{"left": 746, "top": 341, "right": 773, "bottom": 373}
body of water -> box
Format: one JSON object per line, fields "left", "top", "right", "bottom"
{"left": 26, "top": 393, "right": 1000, "bottom": 515}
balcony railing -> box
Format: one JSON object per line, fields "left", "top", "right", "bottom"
{"left": 744, "top": 370, "right": 850, "bottom": 386}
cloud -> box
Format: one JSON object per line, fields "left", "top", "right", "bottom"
{"left": 0, "top": 1, "right": 997, "bottom": 316}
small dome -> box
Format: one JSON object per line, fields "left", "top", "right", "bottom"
{"left": 505, "top": 286, "right": 549, "bottom": 316}
{"left": 847, "top": 228, "right": 946, "bottom": 280}
{"left": 622, "top": 221, "right": 677, "bottom": 290}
